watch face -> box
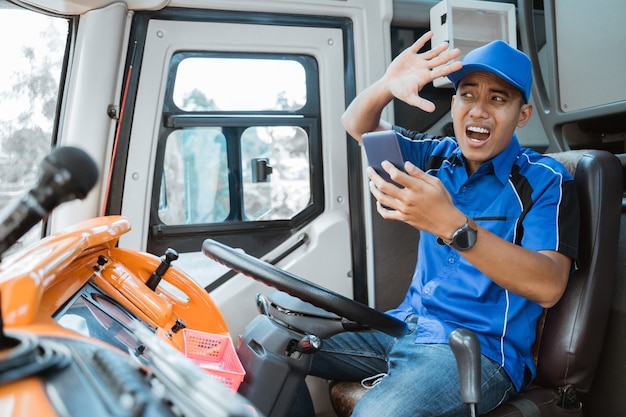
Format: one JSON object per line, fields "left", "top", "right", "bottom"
{"left": 452, "top": 222, "right": 477, "bottom": 251}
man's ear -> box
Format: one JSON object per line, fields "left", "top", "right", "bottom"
{"left": 517, "top": 103, "right": 533, "bottom": 127}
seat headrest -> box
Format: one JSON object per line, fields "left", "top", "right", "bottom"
{"left": 545, "top": 149, "right": 589, "bottom": 177}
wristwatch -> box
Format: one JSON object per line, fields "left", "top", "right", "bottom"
{"left": 439, "top": 217, "right": 477, "bottom": 251}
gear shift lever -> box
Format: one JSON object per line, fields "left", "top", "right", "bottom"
{"left": 449, "top": 328, "right": 481, "bottom": 417}
{"left": 145, "top": 248, "right": 179, "bottom": 291}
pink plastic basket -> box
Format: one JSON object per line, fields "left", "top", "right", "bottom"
{"left": 182, "top": 329, "right": 245, "bottom": 392}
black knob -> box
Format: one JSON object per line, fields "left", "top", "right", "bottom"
{"left": 93, "top": 255, "right": 109, "bottom": 271}
{"left": 170, "top": 319, "right": 186, "bottom": 334}
{"left": 146, "top": 248, "right": 179, "bottom": 291}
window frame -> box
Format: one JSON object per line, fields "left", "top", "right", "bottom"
{"left": 149, "top": 50, "right": 324, "bottom": 237}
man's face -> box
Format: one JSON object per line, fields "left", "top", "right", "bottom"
{"left": 451, "top": 72, "right": 532, "bottom": 174}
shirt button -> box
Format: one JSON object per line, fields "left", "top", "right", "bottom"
{"left": 448, "top": 258, "right": 455, "bottom": 264}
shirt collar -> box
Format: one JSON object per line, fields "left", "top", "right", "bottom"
{"left": 452, "top": 134, "right": 520, "bottom": 183}
{"left": 492, "top": 134, "right": 521, "bottom": 183}
{"left": 447, "top": 146, "right": 465, "bottom": 167}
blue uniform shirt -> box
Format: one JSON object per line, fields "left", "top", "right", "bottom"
{"left": 386, "top": 128, "right": 579, "bottom": 391}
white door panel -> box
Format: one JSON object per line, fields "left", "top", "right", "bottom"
{"left": 121, "top": 18, "right": 353, "bottom": 321}
{"left": 173, "top": 210, "right": 353, "bottom": 339}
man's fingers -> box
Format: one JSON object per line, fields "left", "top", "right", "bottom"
{"left": 423, "top": 43, "right": 462, "bottom": 76}
{"left": 432, "top": 59, "right": 463, "bottom": 79}
{"left": 380, "top": 160, "right": 409, "bottom": 185}
{"left": 403, "top": 95, "right": 436, "bottom": 113}
{"left": 408, "top": 31, "right": 434, "bottom": 54}
{"left": 422, "top": 40, "right": 450, "bottom": 61}
{"left": 368, "top": 178, "right": 398, "bottom": 213}
{"left": 404, "top": 161, "right": 436, "bottom": 183}
{"left": 368, "top": 164, "right": 402, "bottom": 190}
{"left": 404, "top": 160, "right": 422, "bottom": 176}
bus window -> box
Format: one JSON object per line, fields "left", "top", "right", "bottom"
{"left": 159, "top": 127, "right": 229, "bottom": 224}
{"left": 157, "top": 53, "right": 320, "bottom": 226}
{"left": 241, "top": 125, "right": 310, "bottom": 221}
{"left": 172, "top": 57, "right": 306, "bottom": 112}
{"left": 0, "top": 2, "right": 70, "bottom": 252}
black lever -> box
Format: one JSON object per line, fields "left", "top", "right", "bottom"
{"left": 145, "top": 248, "right": 179, "bottom": 291}
{"left": 449, "top": 328, "right": 481, "bottom": 417}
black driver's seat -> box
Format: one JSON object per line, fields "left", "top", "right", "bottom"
{"left": 329, "top": 149, "right": 622, "bottom": 417}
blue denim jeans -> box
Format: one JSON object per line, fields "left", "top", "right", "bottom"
{"left": 292, "top": 328, "right": 516, "bottom": 417}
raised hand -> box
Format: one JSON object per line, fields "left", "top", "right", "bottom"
{"left": 382, "top": 31, "right": 462, "bottom": 112}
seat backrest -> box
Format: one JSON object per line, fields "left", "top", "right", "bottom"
{"left": 535, "top": 150, "right": 622, "bottom": 392}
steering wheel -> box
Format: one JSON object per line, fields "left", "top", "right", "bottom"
{"left": 202, "top": 239, "right": 407, "bottom": 337}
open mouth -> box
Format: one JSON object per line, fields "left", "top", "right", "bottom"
{"left": 466, "top": 125, "right": 490, "bottom": 142}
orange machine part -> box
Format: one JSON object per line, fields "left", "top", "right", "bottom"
{"left": 0, "top": 216, "right": 131, "bottom": 327}
{"left": 0, "top": 377, "right": 59, "bottom": 417}
{"left": 0, "top": 215, "right": 229, "bottom": 349}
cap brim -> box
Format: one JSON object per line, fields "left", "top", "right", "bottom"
{"left": 448, "top": 63, "right": 525, "bottom": 99}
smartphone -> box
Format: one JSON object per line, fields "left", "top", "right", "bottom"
{"left": 362, "top": 130, "right": 405, "bottom": 187}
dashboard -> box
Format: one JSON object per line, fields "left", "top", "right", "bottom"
{"left": 0, "top": 216, "right": 260, "bottom": 417}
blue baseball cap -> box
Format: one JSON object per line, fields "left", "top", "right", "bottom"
{"left": 447, "top": 40, "right": 532, "bottom": 102}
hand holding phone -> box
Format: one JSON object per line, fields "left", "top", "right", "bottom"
{"left": 362, "top": 130, "right": 405, "bottom": 188}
